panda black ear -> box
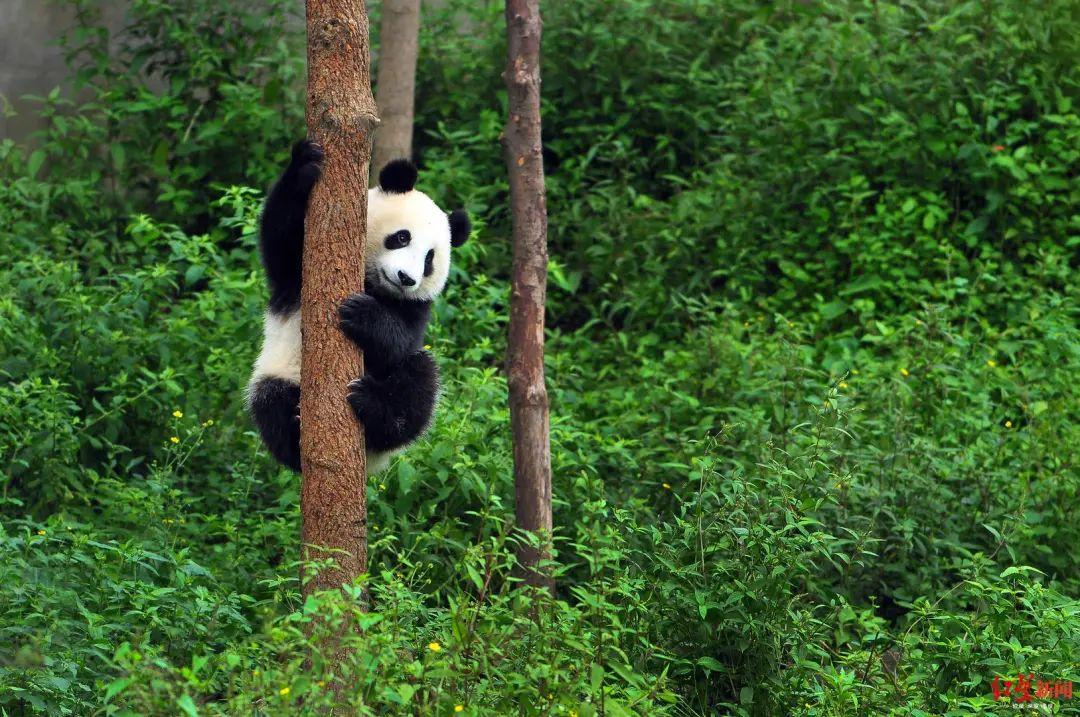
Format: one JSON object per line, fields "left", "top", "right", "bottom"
{"left": 378, "top": 159, "right": 418, "bottom": 193}
{"left": 449, "top": 209, "right": 470, "bottom": 247}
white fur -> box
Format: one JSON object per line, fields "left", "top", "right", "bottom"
{"left": 365, "top": 187, "right": 453, "bottom": 301}
{"left": 251, "top": 309, "right": 302, "bottom": 383}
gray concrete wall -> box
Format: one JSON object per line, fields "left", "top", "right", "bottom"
{"left": 0, "top": 0, "right": 123, "bottom": 141}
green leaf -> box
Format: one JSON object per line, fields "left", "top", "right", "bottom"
{"left": 177, "top": 695, "right": 199, "bottom": 717}
{"left": 27, "top": 150, "right": 46, "bottom": 178}
{"left": 590, "top": 663, "right": 604, "bottom": 691}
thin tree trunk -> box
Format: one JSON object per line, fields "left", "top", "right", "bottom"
{"left": 301, "top": 0, "right": 379, "bottom": 597}
{"left": 371, "top": 0, "right": 420, "bottom": 176}
{"left": 503, "top": 0, "right": 552, "bottom": 592}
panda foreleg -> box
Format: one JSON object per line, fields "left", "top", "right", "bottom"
{"left": 346, "top": 351, "right": 438, "bottom": 452}
{"left": 247, "top": 376, "right": 302, "bottom": 472}
{"left": 338, "top": 293, "right": 422, "bottom": 371}
{"left": 260, "top": 140, "right": 323, "bottom": 312}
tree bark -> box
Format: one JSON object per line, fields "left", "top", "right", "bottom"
{"left": 371, "top": 0, "right": 420, "bottom": 176}
{"left": 503, "top": 0, "right": 552, "bottom": 592}
{"left": 301, "top": 0, "right": 379, "bottom": 597}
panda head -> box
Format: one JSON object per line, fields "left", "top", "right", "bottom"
{"left": 365, "top": 159, "right": 470, "bottom": 302}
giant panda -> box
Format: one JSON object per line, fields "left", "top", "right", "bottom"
{"left": 246, "top": 140, "right": 470, "bottom": 473}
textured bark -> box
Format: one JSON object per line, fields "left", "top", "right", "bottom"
{"left": 301, "top": 0, "right": 379, "bottom": 597}
{"left": 371, "top": 0, "right": 420, "bottom": 176}
{"left": 503, "top": 0, "right": 552, "bottom": 591}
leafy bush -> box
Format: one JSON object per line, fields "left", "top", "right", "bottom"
{"left": 1, "top": 0, "right": 1077, "bottom": 714}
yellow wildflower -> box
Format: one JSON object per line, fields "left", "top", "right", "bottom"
{"left": 428, "top": 641, "right": 442, "bottom": 652}
{"left": 899, "top": 367, "right": 910, "bottom": 377}
{"left": 424, "top": 344, "right": 432, "bottom": 350}
{"left": 37, "top": 529, "right": 46, "bottom": 536}
{"left": 172, "top": 410, "right": 183, "bottom": 418}
{"left": 279, "top": 687, "right": 290, "bottom": 696}
{"left": 455, "top": 706, "right": 464, "bottom": 713}
{"left": 986, "top": 359, "right": 997, "bottom": 368}
{"left": 205, "top": 419, "right": 214, "bottom": 426}
{"left": 839, "top": 381, "right": 849, "bottom": 389}
{"left": 170, "top": 436, "right": 180, "bottom": 444}
{"left": 379, "top": 483, "right": 387, "bottom": 490}
{"left": 662, "top": 483, "right": 672, "bottom": 489}
{"left": 317, "top": 681, "right": 326, "bottom": 688}
{"left": 1005, "top": 420, "right": 1013, "bottom": 428}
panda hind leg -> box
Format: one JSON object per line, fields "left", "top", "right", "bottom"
{"left": 347, "top": 351, "right": 438, "bottom": 453}
{"left": 248, "top": 376, "right": 302, "bottom": 472}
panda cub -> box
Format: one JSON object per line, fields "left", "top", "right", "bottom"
{"left": 246, "top": 140, "right": 470, "bottom": 473}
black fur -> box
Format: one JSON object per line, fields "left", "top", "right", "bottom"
{"left": 347, "top": 351, "right": 439, "bottom": 452}
{"left": 337, "top": 293, "right": 432, "bottom": 375}
{"left": 248, "top": 377, "right": 302, "bottom": 472}
{"left": 379, "top": 159, "right": 418, "bottom": 194}
{"left": 260, "top": 140, "right": 322, "bottom": 314}
{"left": 449, "top": 209, "right": 471, "bottom": 247}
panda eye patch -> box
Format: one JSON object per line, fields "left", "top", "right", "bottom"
{"left": 424, "top": 249, "right": 435, "bottom": 277}
{"left": 384, "top": 230, "right": 411, "bottom": 250}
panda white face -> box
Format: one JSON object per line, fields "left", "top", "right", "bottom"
{"left": 365, "top": 187, "right": 454, "bottom": 302}
{"left": 363, "top": 159, "right": 469, "bottom": 303}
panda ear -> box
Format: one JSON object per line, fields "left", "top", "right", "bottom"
{"left": 378, "top": 159, "right": 418, "bottom": 193}
{"left": 448, "top": 209, "right": 470, "bottom": 247}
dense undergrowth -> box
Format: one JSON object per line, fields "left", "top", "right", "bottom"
{"left": 1, "top": 0, "right": 1078, "bottom": 714}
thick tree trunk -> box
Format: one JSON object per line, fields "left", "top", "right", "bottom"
{"left": 371, "top": 0, "right": 420, "bottom": 176}
{"left": 503, "top": 0, "right": 552, "bottom": 591}
{"left": 301, "top": 0, "right": 379, "bottom": 597}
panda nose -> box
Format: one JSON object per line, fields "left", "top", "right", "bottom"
{"left": 397, "top": 271, "right": 416, "bottom": 287}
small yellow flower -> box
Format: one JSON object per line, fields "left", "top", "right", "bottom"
{"left": 428, "top": 641, "right": 442, "bottom": 652}
{"left": 570, "top": 711, "right": 578, "bottom": 717}
{"left": 317, "top": 681, "right": 326, "bottom": 688}
{"left": 899, "top": 367, "right": 910, "bottom": 377}
{"left": 37, "top": 529, "right": 46, "bottom": 536}
{"left": 379, "top": 483, "right": 387, "bottom": 490}
{"left": 253, "top": 670, "right": 260, "bottom": 677}
{"left": 279, "top": 686, "right": 290, "bottom": 696}
{"left": 170, "top": 436, "right": 180, "bottom": 444}
{"left": 172, "top": 410, "right": 183, "bottom": 418}
{"left": 662, "top": 483, "right": 672, "bottom": 489}
{"left": 851, "top": 369, "right": 859, "bottom": 375}
{"left": 986, "top": 359, "right": 997, "bottom": 368}
{"left": 206, "top": 419, "right": 214, "bottom": 426}
{"left": 839, "top": 381, "right": 849, "bottom": 389}
{"left": 1005, "top": 420, "right": 1013, "bottom": 428}
{"left": 455, "top": 706, "right": 464, "bottom": 713}
{"left": 424, "top": 344, "right": 432, "bottom": 350}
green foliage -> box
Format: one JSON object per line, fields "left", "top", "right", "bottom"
{"left": 1, "top": 0, "right": 1078, "bottom": 715}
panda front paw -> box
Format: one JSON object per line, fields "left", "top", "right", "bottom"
{"left": 346, "top": 376, "right": 377, "bottom": 425}
{"left": 288, "top": 140, "right": 324, "bottom": 196}
{"left": 338, "top": 293, "right": 379, "bottom": 350}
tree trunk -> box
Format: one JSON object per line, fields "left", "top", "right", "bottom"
{"left": 301, "top": 0, "right": 379, "bottom": 597}
{"left": 371, "top": 0, "right": 420, "bottom": 176}
{"left": 503, "top": 0, "right": 552, "bottom": 592}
